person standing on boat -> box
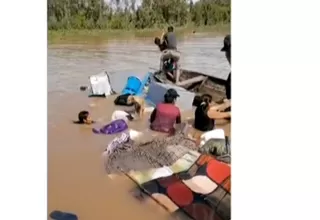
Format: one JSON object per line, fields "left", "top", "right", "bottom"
{"left": 150, "top": 88, "right": 182, "bottom": 135}
{"left": 221, "top": 34, "right": 231, "bottom": 100}
{"left": 159, "top": 26, "right": 181, "bottom": 81}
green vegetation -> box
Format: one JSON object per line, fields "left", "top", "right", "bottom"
{"left": 48, "top": 0, "right": 230, "bottom": 43}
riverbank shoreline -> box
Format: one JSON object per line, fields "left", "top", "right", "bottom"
{"left": 48, "top": 24, "right": 230, "bottom": 44}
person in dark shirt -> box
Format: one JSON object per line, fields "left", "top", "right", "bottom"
{"left": 221, "top": 34, "right": 231, "bottom": 100}
{"left": 194, "top": 94, "right": 231, "bottom": 132}
{"left": 194, "top": 94, "right": 215, "bottom": 132}
{"left": 150, "top": 88, "right": 181, "bottom": 135}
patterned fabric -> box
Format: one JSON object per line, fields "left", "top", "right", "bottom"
{"left": 104, "top": 131, "right": 130, "bottom": 155}
{"left": 132, "top": 154, "right": 231, "bottom": 220}
{"left": 127, "top": 151, "right": 200, "bottom": 185}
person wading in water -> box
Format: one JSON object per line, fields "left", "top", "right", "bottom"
{"left": 150, "top": 88, "right": 182, "bottom": 135}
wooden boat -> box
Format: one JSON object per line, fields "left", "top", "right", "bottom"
{"left": 152, "top": 69, "right": 228, "bottom": 102}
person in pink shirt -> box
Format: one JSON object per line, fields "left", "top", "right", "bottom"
{"left": 150, "top": 88, "right": 182, "bottom": 135}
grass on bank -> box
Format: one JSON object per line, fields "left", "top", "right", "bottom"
{"left": 48, "top": 24, "right": 230, "bottom": 44}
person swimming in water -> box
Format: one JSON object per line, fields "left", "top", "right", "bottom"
{"left": 74, "top": 111, "right": 94, "bottom": 124}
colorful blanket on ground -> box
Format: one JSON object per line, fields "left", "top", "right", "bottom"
{"left": 127, "top": 150, "right": 201, "bottom": 184}
{"left": 130, "top": 154, "right": 231, "bottom": 220}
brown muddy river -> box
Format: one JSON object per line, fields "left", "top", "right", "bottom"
{"left": 48, "top": 34, "right": 230, "bottom": 220}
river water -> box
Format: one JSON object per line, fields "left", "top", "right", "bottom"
{"left": 48, "top": 34, "right": 230, "bottom": 220}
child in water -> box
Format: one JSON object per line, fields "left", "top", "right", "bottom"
{"left": 74, "top": 111, "right": 95, "bottom": 124}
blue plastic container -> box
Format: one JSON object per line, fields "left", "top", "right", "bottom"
{"left": 135, "top": 72, "right": 152, "bottom": 96}
{"left": 121, "top": 76, "right": 142, "bottom": 95}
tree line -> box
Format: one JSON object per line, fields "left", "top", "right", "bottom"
{"left": 48, "top": 0, "right": 230, "bottom": 30}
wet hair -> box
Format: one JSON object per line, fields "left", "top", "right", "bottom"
{"left": 197, "top": 94, "right": 212, "bottom": 112}
{"left": 164, "top": 93, "right": 176, "bottom": 104}
{"left": 154, "top": 37, "right": 161, "bottom": 46}
{"left": 74, "top": 111, "right": 89, "bottom": 124}
{"left": 201, "top": 94, "right": 212, "bottom": 104}
{"left": 192, "top": 95, "right": 202, "bottom": 107}
{"left": 168, "top": 26, "right": 174, "bottom": 32}
{"left": 193, "top": 94, "right": 212, "bottom": 108}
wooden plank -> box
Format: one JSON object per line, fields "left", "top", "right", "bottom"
{"left": 176, "top": 75, "right": 207, "bottom": 87}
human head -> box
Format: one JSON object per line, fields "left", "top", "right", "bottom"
{"left": 154, "top": 37, "right": 161, "bottom": 46}
{"left": 168, "top": 26, "right": 174, "bottom": 32}
{"left": 164, "top": 88, "right": 179, "bottom": 104}
{"left": 198, "top": 94, "right": 212, "bottom": 112}
{"left": 221, "top": 34, "right": 231, "bottom": 65}
{"left": 77, "top": 110, "right": 92, "bottom": 124}
{"left": 201, "top": 94, "right": 212, "bottom": 104}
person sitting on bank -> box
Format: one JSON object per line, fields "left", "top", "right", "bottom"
{"left": 194, "top": 94, "right": 231, "bottom": 132}
{"left": 150, "top": 88, "right": 181, "bottom": 135}
{"left": 73, "top": 110, "right": 95, "bottom": 124}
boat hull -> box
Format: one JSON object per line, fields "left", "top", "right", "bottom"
{"left": 152, "top": 69, "right": 227, "bottom": 102}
